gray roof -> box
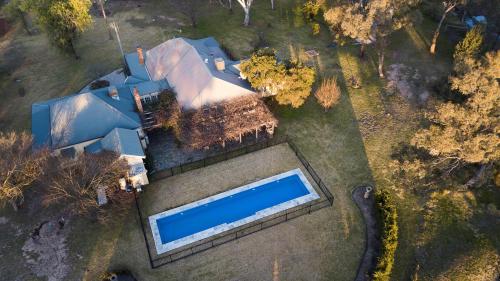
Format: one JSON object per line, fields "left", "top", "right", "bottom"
{"left": 32, "top": 86, "right": 141, "bottom": 149}
{"left": 144, "top": 37, "right": 255, "bottom": 109}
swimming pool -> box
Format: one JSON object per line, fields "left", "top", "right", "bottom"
{"left": 149, "top": 168, "right": 320, "bottom": 254}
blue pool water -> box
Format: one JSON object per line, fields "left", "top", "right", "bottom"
{"left": 156, "top": 174, "right": 311, "bottom": 244}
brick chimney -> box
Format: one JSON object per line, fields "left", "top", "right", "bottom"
{"left": 137, "top": 47, "right": 144, "bottom": 65}
{"left": 133, "top": 87, "right": 144, "bottom": 114}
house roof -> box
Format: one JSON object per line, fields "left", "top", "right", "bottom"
{"left": 100, "top": 128, "right": 145, "bottom": 158}
{"left": 125, "top": 52, "right": 150, "bottom": 81}
{"left": 144, "top": 37, "right": 254, "bottom": 109}
{"left": 32, "top": 86, "right": 141, "bottom": 149}
{"left": 129, "top": 80, "right": 170, "bottom": 97}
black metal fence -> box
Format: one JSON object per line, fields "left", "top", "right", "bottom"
{"left": 135, "top": 136, "right": 334, "bottom": 269}
{"left": 149, "top": 135, "right": 289, "bottom": 182}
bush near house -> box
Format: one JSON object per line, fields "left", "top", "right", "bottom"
{"left": 373, "top": 189, "right": 398, "bottom": 281}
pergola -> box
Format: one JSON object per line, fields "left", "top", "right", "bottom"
{"left": 180, "top": 95, "right": 278, "bottom": 149}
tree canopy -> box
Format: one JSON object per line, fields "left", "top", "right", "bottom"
{"left": 0, "top": 132, "right": 48, "bottom": 210}
{"left": 453, "top": 25, "right": 484, "bottom": 71}
{"left": 324, "top": 0, "right": 420, "bottom": 77}
{"left": 412, "top": 51, "right": 500, "bottom": 169}
{"left": 31, "top": 0, "right": 92, "bottom": 57}
{"left": 240, "top": 49, "right": 316, "bottom": 108}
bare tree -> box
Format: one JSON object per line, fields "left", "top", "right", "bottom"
{"left": 315, "top": 77, "right": 342, "bottom": 112}
{"left": 177, "top": 0, "right": 202, "bottom": 27}
{"left": 44, "top": 152, "right": 130, "bottom": 221}
{"left": 218, "top": 0, "right": 233, "bottom": 13}
{"left": 429, "top": 0, "right": 463, "bottom": 54}
{"left": 0, "top": 132, "right": 48, "bottom": 211}
{"left": 236, "top": 0, "right": 254, "bottom": 26}
{"left": 97, "top": 0, "right": 113, "bottom": 40}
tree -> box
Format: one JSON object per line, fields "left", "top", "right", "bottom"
{"left": 96, "top": 0, "right": 113, "bottom": 40}
{"left": 240, "top": 49, "right": 316, "bottom": 108}
{"left": 31, "top": 0, "right": 92, "bottom": 58}
{"left": 44, "top": 152, "right": 130, "bottom": 220}
{"left": 277, "top": 61, "right": 316, "bottom": 107}
{"left": 315, "top": 77, "right": 341, "bottom": 112}
{"left": 240, "top": 49, "right": 286, "bottom": 94}
{"left": 236, "top": 0, "right": 254, "bottom": 26}
{"left": 324, "top": 0, "right": 419, "bottom": 78}
{"left": 177, "top": 0, "right": 202, "bottom": 27}
{"left": 453, "top": 24, "right": 484, "bottom": 69}
{"left": 0, "top": 132, "right": 48, "bottom": 211}
{"left": 2, "top": 0, "right": 35, "bottom": 35}
{"left": 429, "top": 0, "right": 463, "bottom": 55}
{"left": 154, "top": 91, "right": 182, "bottom": 141}
{"left": 411, "top": 51, "right": 500, "bottom": 187}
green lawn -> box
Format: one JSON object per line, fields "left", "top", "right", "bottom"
{"left": 1, "top": 0, "right": 498, "bottom": 280}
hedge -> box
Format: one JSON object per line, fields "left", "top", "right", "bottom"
{"left": 373, "top": 189, "right": 399, "bottom": 281}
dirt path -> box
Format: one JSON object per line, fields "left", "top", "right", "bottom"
{"left": 352, "top": 185, "right": 380, "bottom": 281}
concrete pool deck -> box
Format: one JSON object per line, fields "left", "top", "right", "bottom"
{"left": 149, "top": 168, "right": 320, "bottom": 255}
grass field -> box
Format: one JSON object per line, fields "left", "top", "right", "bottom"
{"left": 1, "top": 0, "right": 498, "bottom": 280}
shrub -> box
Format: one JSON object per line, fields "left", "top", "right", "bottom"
{"left": 311, "top": 22, "right": 320, "bottom": 36}
{"left": 373, "top": 189, "right": 399, "bottom": 281}
{"left": 302, "top": 0, "right": 321, "bottom": 21}
{"left": 314, "top": 77, "right": 341, "bottom": 112}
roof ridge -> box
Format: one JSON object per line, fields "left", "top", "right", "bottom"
{"left": 90, "top": 92, "right": 141, "bottom": 127}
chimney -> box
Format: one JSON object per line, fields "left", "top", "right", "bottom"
{"left": 137, "top": 47, "right": 144, "bottom": 65}
{"left": 133, "top": 87, "right": 144, "bottom": 114}
{"left": 108, "top": 86, "right": 119, "bottom": 100}
{"left": 214, "top": 57, "right": 225, "bottom": 71}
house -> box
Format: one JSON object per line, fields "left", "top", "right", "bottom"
{"left": 31, "top": 37, "right": 259, "bottom": 190}
{"left": 32, "top": 85, "right": 149, "bottom": 188}
{"left": 125, "top": 37, "right": 255, "bottom": 109}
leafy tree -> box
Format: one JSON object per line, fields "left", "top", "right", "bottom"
{"left": 240, "top": 49, "right": 286, "bottom": 95}
{"left": 324, "top": 0, "right": 419, "bottom": 78}
{"left": 314, "top": 77, "right": 341, "bottom": 112}
{"left": 278, "top": 61, "right": 316, "bottom": 108}
{"left": 453, "top": 24, "right": 484, "bottom": 69}
{"left": 428, "top": 0, "right": 465, "bottom": 54}
{"left": 302, "top": 0, "right": 321, "bottom": 21}
{"left": 0, "top": 132, "right": 48, "bottom": 211}
{"left": 412, "top": 51, "right": 500, "bottom": 187}
{"left": 241, "top": 49, "right": 316, "bottom": 108}
{"left": 31, "top": 0, "right": 92, "bottom": 58}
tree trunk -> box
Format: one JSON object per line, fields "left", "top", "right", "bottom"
{"left": 19, "top": 10, "right": 32, "bottom": 35}
{"left": 377, "top": 37, "right": 387, "bottom": 78}
{"left": 69, "top": 39, "right": 79, "bottom": 60}
{"left": 98, "top": 0, "right": 113, "bottom": 40}
{"left": 465, "top": 164, "right": 488, "bottom": 188}
{"left": 359, "top": 43, "right": 365, "bottom": 58}
{"left": 270, "top": 0, "right": 275, "bottom": 10}
{"left": 243, "top": 8, "right": 250, "bottom": 26}
{"left": 430, "top": 6, "right": 455, "bottom": 54}
{"left": 229, "top": 0, "right": 233, "bottom": 13}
